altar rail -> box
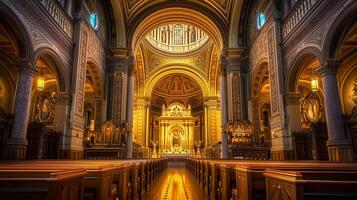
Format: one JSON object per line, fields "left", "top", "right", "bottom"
{"left": 184, "top": 158, "right": 357, "bottom": 200}
{"left": 0, "top": 158, "right": 168, "bottom": 200}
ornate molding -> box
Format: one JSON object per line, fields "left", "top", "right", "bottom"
{"left": 284, "top": 93, "right": 301, "bottom": 105}
{"left": 316, "top": 59, "right": 341, "bottom": 77}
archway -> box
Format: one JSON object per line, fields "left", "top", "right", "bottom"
{"left": 250, "top": 62, "right": 271, "bottom": 148}
{"left": 128, "top": 7, "right": 225, "bottom": 158}
{"left": 147, "top": 73, "right": 203, "bottom": 157}
{"left": 333, "top": 20, "right": 357, "bottom": 160}
{"left": 288, "top": 52, "right": 328, "bottom": 160}
{"left": 0, "top": 8, "right": 34, "bottom": 159}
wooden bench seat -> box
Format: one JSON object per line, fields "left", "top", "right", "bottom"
{"left": 0, "top": 168, "right": 87, "bottom": 200}
{"left": 264, "top": 169, "right": 357, "bottom": 200}
{"left": 0, "top": 158, "right": 167, "bottom": 200}
{"left": 185, "top": 158, "right": 357, "bottom": 200}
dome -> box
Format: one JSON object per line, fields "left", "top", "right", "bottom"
{"left": 145, "top": 23, "right": 209, "bottom": 54}
{"left": 153, "top": 74, "right": 202, "bottom": 98}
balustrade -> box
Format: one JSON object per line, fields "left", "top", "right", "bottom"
{"left": 282, "top": 0, "right": 320, "bottom": 39}
{"left": 38, "top": 0, "right": 73, "bottom": 39}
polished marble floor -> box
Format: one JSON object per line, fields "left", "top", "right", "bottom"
{"left": 143, "top": 162, "right": 209, "bottom": 200}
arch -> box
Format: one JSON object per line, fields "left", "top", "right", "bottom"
{"left": 0, "top": 1, "right": 34, "bottom": 61}
{"left": 285, "top": 46, "right": 322, "bottom": 93}
{"left": 86, "top": 59, "right": 104, "bottom": 98}
{"left": 129, "top": 7, "right": 225, "bottom": 52}
{"left": 34, "top": 47, "right": 70, "bottom": 93}
{"left": 145, "top": 66, "right": 209, "bottom": 98}
{"left": 228, "top": 0, "right": 244, "bottom": 48}
{"left": 322, "top": 1, "right": 357, "bottom": 61}
{"left": 251, "top": 61, "right": 269, "bottom": 99}
{"left": 109, "top": 0, "right": 126, "bottom": 47}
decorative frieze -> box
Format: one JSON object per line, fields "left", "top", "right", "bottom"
{"left": 38, "top": 0, "right": 73, "bottom": 39}
{"left": 267, "top": 24, "right": 279, "bottom": 114}
{"left": 75, "top": 23, "right": 88, "bottom": 116}
{"left": 282, "top": 0, "right": 320, "bottom": 39}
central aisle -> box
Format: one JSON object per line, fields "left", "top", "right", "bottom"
{"left": 143, "top": 163, "right": 209, "bottom": 200}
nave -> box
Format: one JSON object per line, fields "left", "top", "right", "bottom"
{"left": 143, "top": 164, "right": 207, "bottom": 200}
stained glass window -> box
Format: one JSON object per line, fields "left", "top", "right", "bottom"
{"left": 90, "top": 12, "right": 99, "bottom": 30}
{"left": 173, "top": 24, "right": 183, "bottom": 45}
{"left": 257, "top": 12, "right": 266, "bottom": 29}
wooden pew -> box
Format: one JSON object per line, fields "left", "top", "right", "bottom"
{"left": 264, "top": 169, "right": 357, "bottom": 200}
{"left": 185, "top": 158, "right": 357, "bottom": 200}
{"left": 0, "top": 158, "right": 167, "bottom": 200}
{"left": 0, "top": 168, "right": 87, "bottom": 200}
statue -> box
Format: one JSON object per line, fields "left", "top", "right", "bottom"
{"left": 150, "top": 140, "right": 158, "bottom": 158}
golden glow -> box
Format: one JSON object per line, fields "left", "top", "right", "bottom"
{"left": 311, "top": 77, "right": 319, "bottom": 92}
{"left": 146, "top": 23, "right": 209, "bottom": 54}
{"left": 145, "top": 167, "right": 205, "bottom": 200}
{"left": 36, "top": 76, "right": 45, "bottom": 91}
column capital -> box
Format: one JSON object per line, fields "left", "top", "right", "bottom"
{"left": 284, "top": 93, "right": 301, "bottom": 105}
{"left": 15, "top": 60, "right": 36, "bottom": 76}
{"left": 316, "top": 60, "right": 341, "bottom": 78}
{"left": 107, "top": 48, "right": 134, "bottom": 73}
{"left": 53, "top": 93, "right": 72, "bottom": 105}
{"left": 220, "top": 48, "right": 246, "bottom": 72}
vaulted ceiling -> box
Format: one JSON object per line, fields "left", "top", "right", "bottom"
{"left": 121, "top": 0, "right": 235, "bottom": 23}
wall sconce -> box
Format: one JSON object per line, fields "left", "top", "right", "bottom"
{"left": 310, "top": 77, "right": 319, "bottom": 92}
{"left": 36, "top": 75, "right": 45, "bottom": 91}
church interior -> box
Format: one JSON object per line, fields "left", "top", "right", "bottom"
{"left": 1, "top": 0, "right": 357, "bottom": 199}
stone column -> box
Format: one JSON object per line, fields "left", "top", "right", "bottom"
{"left": 126, "top": 64, "right": 135, "bottom": 158}
{"left": 53, "top": 93, "right": 71, "bottom": 133}
{"left": 285, "top": 93, "right": 302, "bottom": 133}
{"left": 145, "top": 100, "right": 150, "bottom": 147}
{"left": 220, "top": 59, "right": 228, "bottom": 159}
{"left": 317, "top": 60, "right": 354, "bottom": 161}
{"left": 3, "top": 62, "right": 36, "bottom": 160}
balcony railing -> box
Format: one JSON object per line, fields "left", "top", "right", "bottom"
{"left": 38, "top": 0, "right": 73, "bottom": 39}
{"left": 282, "top": 0, "right": 320, "bottom": 39}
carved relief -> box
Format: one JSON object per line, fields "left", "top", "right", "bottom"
{"left": 301, "top": 92, "right": 323, "bottom": 124}
{"left": 267, "top": 24, "right": 279, "bottom": 114}
{"left": 112, "top": 72, "right": 123, "bottom": 127}
{"left": 75, "top": 23, "right": 88, "bottom": 116}
{"left": 35, "top": 91, "right": 56, "bottom": 124}
{"left": 232, "top": 72, "right": 241, "bottom": 121}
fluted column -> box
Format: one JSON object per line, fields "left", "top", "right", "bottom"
{"left": 316, "top": 60, "right": 354, "bottom": 161}
{"left": 220, "top": 61, "right": 228, "bottom": 159}
{"left": 126, "top": 64, "right": 135, "bottom": 158}
{"left": 4, "top": 62, "right": 36, "bottom": 160}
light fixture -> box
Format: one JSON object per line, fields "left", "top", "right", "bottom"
{"left": 36, "top": 75, "right": 45, "bottom": 91}
{"left": 310, "top": 77, "right": 319, "bottom": 92}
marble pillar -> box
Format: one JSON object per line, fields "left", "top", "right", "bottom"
{"left": 3, "top": 62, "right": 36, "bottom": 160}
{"left": 220, "top": 63, "right": 228, "bottom": 159}
{"left": 126, "top": 65, "right": 135, "bottom": 158}
{"left": 317, "top": 60, "right": 354, "bottom": 161}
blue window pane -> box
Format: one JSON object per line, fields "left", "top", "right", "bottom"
{"left": 257, "top": 13, "right": 266, "bottom": 29}
{"left": 90, "top": 13, "right": 99, "bottom": 30}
